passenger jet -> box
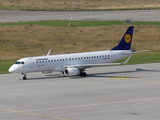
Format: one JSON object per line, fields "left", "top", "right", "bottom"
{"left": 9, "top": 26, "right": 148, "bottom": 80}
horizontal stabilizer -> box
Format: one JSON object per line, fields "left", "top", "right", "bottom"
{"left": 123, "top": 50, "right": 151, "bottom": 55}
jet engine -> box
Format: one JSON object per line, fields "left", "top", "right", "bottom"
{"left": 64, "top": 68, "right": 80, "bottom": 76}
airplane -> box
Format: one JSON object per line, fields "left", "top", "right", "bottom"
{"left": 8, "top": 26, "right": 149, "bottom": 80}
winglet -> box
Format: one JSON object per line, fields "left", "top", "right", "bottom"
{"left": 46, "top": 49, "right": 51, "bottom": 56}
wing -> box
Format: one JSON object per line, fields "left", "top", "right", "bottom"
{"left": 63, "top": 55, "right": 132, "bottom": 69}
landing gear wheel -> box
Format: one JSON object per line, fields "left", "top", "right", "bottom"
{"left": 80, "top": 72, "right": 87, "bottom": 77}
{"left": 22, "top": 73, "right": 27, "bottom": 80}
{"left": 23, "top": 76, "right": 27, "bottom": 80}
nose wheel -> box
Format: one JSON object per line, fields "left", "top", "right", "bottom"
{"left": 22, "top": 73, "right": 27, "bottom": 80}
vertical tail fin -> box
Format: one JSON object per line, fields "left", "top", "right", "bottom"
{"left": 112, "top": 26, "right": 134, "bottom": 50}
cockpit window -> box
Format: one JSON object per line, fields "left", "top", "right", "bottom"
{"left": 15, "top": 62, "right": 21, "bottom": 64}
{"left": 15, "top": 62, "right": 25, "bottom": 64}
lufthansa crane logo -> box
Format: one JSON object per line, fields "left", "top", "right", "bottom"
{"left": 124, "top": 34, "right": 131, "bottom": 43}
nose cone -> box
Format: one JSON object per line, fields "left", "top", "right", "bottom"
{"left": 8, "top": 65, "right": 16, "bottom": 73}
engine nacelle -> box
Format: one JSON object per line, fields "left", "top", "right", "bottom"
{"left": 41, "top": 71, "right": 53, "bottom": 74}
{"left": 64, "top": 68, "right": 80, "bottom": 76}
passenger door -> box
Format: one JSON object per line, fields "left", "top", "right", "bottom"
{"left": 29, "top": 58, "right": 34, "bottom": 68}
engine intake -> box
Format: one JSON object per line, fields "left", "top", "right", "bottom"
{"left": 64, "top": 68, "right": 80, "bottom": 76}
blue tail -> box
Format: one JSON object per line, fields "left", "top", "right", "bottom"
{"left": 112, "top": 26, "right": 134, "bottom": 50}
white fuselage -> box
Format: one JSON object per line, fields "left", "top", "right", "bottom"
{"left": 9, "top": 50, "right": 130, "bottom": 74}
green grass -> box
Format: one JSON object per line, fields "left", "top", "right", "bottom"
{"left": 1, "top": 51, "right": 159, "bottom": 74}
{"left": 0, "top": 21, "right": 124, "bottom": 27}
{"left": 116, "top": 51, "right": 160, "bottom": 64}
{"left": 1, "top": 5, "right": 160, "bottom": 11}
{"left": 0, "top": 60, "right": 16, "bottom": 74}
{"left": 1, "top": 20, "right": 160, "bottom": 27}
{"left": 130, "top": 51, "right": 160, "bottom": 64}
{"left": 0, "top": 5, "right": 78, "bottom": 11}
{"left": 0, "top": 6, "right": 56, "bottom": 11}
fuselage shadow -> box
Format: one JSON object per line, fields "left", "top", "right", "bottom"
{"left": 21, "top": 68, "right": 158, "bottom": 80}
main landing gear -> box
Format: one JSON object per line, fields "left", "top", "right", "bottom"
{"left": 22, "top": 73, "right": 27, "bottom": 80}
{"left": 80, "top": 69, "right": 87, "bottom": 77}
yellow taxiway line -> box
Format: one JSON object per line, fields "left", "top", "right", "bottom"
{"left": 107, "top": 76, "right": 133, "bottom": 79}
{"left": 0, "top": 108, "right": 68, "bottom": 120}
{"left": 107, "top": 76, "right": 160, "bottom": 82}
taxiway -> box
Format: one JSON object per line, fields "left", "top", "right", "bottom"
{"left": 0, "top": 9, "right": 160, "bottom": 22}
{"left": 0, "top": 63, "right": 160, "bottom": 120}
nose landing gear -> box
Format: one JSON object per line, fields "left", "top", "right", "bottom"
{"left": 22, "top": 73, "right": 27, "bottom": 80}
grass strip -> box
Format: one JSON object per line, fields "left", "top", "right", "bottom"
{"left": 0, "top": 6, "right": 61, "bottom": 11}
{"left": 0, "top": 5, "right": 160, "bottom": 11}
{"left": 115, "top": 51, "right": 160, "bottom": 64}
{"left": 0, "top": 60, "right": 16, "bottom": 74}
{"left": 0, "top": 20, "right": 160, "bottom": 27}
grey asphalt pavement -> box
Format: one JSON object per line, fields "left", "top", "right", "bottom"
{"left": 0, "top": 63, "right": 160, "bottom": 120}
{"left": 0, "top": 9, "right": 160, "bottom": 22}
